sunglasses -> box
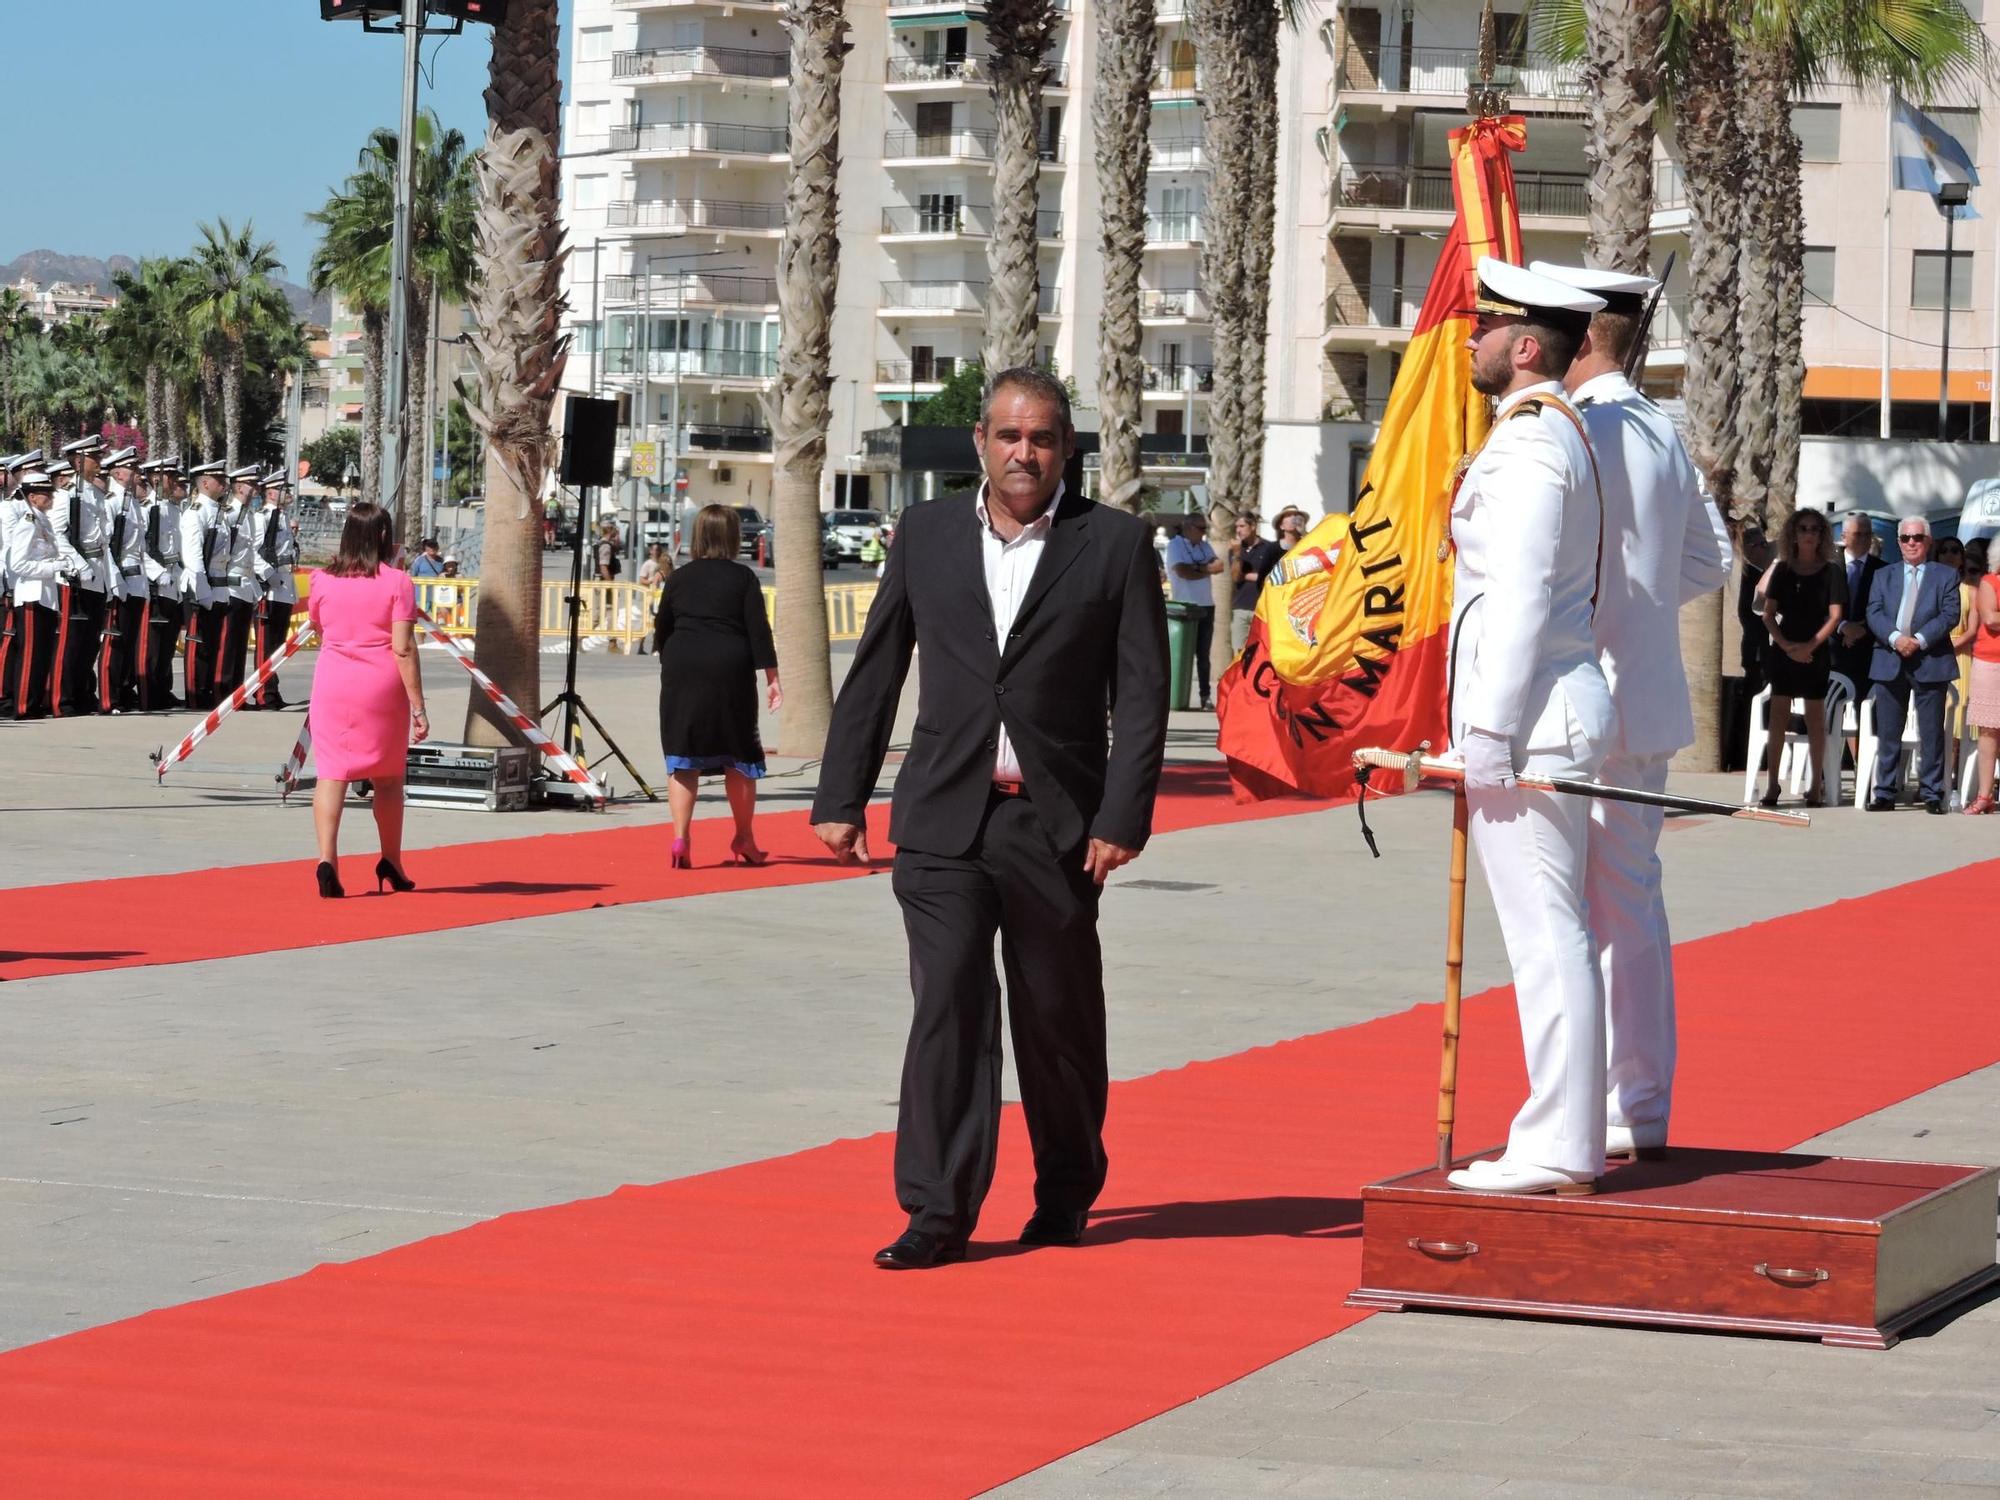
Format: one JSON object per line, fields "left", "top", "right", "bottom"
{"left": 1899, "top": 533, "right": 1928, "bottom": 543}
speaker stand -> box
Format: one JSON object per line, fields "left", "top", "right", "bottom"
{"left": 540, "top": 482, "right": 658, "bottom": 802}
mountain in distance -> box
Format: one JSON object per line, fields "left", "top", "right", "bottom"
{"left": 2, "top": 249, "right": 332, "bottom": 326}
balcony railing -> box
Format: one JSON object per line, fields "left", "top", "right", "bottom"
{"left": 1150, "top": 140, "right": 1208, "bottom": 171}
{"left": 1039, "top": 284, "right": 1061, "bottom": 316}
{"left": 880, "top": 206, "right": 1062, "bottom": 238}
{"left": 1155, "top": 0, "right": 1189, "bottom": 17}
{"left": 613, "top": 45, "right": 789, "bottom": 81}
{"left": 1323, "top": 282, "right": 1420, "bottom": 330}
{"left": 886, "top": 55, "right": 1067, "bottom": 86}
{"left": 605, "top": 198, "right": 788, "bottom": 232}
{"left": 685, "top": 423, "right": 774, "bottom": 453}
{"left": 1141, "top": 362, "right": 1215, "bottom": 393}
{"left": 603, "top": 273, "right": 779, "bottom": 306}
{"left": 1152, "top": 65, "right": 1205, "bottom": 92}
{"left": 1138, "top": 288, "right": 1209, "bottom": 320}
{"left": 1654, "top": 156, "right": 1686, "bottom": 210}
{"left": 604, "top": 348, "right": 779, "bottom": 379}
{"left": 881, "top": 279, "right": 988, "bottom": 312}
{"left": 883, "top": 129, "right": 1064, "bottom": 163}
{"left": 1648, "top": 294, "right": 1688, "bottom": 351}
{"left": 612, "top": 121, "right": 790, "bottom": 156}
{"left": 1145, "top": 213, "right": 1205, "bottom": 244}
{"left": 1336, "top": 44, "right": 1585, "bottom": 101}
{"left": 876, "top": 357, "right": 962, "bottom": 384}
{"left": 1333, "top": 165, "right": 1587, "bottom": 219}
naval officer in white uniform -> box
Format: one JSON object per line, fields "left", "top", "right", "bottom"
{"left": 1445, "top": 259, "right": 1614, "bottom": 1197}
{"left": 1533, "top": 261, "right": 1733, "bottom": 1162}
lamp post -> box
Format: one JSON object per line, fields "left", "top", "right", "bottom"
{"left": 378, "top": 0, "right": 426, "bottom": 521}
{"left": 635, "top": 248, "right": 742, "bottom": 555}
{"left": 1937, "top": 180, "right": 1972, "bottom": 441}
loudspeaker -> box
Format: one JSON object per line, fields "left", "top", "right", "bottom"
{"left": 560, "top": 396, "right": 619, "bottom": 488}
{"left": 320, "top": 0, "right": 399, "bottom": 19}
{"left": 427, "top": 0, "right": 511, "bottom": 22}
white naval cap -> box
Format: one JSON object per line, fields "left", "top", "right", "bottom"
{"left": 227, "top": 464, "right": 263, "bottom": 482}
{"left": 19, "top": 470, "right": 55, "bottom": 490}
{"left": 1469, "top": 257, "right": 1607, "bottom": 326}
{"left": 1529, "top": 261, "right": 1658, "bottom": 313}
{"left": 104, "top": 445, "right": 140, "bottom": 469}
{"left": 60, "top": 434, "right": 105, "bottom": 458}
{"left": 189, "top": 460, "right": 227, "bottom": 477}
{"left": 2, "top": 449, "right": 41, "bottom": 472}
{"left": 48, "top": 459, "right": 75, "bottom": 477}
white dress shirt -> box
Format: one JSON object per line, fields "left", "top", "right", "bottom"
{"left": 977, "top": 479, "right": 1062, "bottom": 783}
{"left": 1893, "top": 562, "right": 1924, "bottom": 647}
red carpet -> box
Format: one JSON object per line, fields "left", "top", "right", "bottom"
{"left": 0, "top": 763, "right": 1338, "bottom": 982}
{"left": 0, "top": 861, "right": 1995, "bottom": 1496}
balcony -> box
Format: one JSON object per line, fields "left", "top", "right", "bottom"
{"left": 1647, "top": 294, "right": 1689, "bottom": 354}
{"left": 613, "top": 45, "right": 788, "bottom": 82}
{"left": 883, "top": 129, "right": 1066, "bottom": 166}
{"left": 880, "top": 205, "right": 1062, "bottom": 239}
{"left": 603, "top": 273, "right": 779, "bottom": 308}
{"left": 1335, "top": 45, "right": 1585, "bottom": 104}
{"left": 1322, "top": 282, "right": 1420, "bottom": 340}
{"left": 881, "top": 279, "right": 987, "bottom": 314}
{"left": 611, "top": 121, "right": 790, "bottom": 158}
{"left": 1141, "top": 363, "right": 1215, "bottom": 395}
{"left": 1138, "top": 288, "right": 1210, "bottom": 322}
{"left": 876, "top": 357, "right": 962, "bottom": 386}
{"left": 604, "top": 198, "right": 787, "bottom": 234}
{"left": 1332, "top": 165, "right": 1587, "bottom": 222}
{"left": 886, "top": 55, "right": 1068, "bottom": 88}
{"left": 1151, "top": 65, "right": 1205, "bottom": 94}
{"left": 614, "top": 0, "right": 783, "bottom": 9}
{"left": 885, "top": 0, "right": 1068, "bottom": 9}
{"left": 1155, "top": 0, "right": 1188, "bottom": 17}
{"left": 1145, "top": 213, "right": 1205, "bottom": 246}
{"left": 604, "top": 348, "right": 779, "bottom": 380}
{"left": 684, "top": 422, "right": 773, "bottom": 453}
{"left": 1150, "top": 140, "right": 1208, "bottom": 172}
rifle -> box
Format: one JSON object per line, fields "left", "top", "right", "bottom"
{"left": 1623, "top": 250, "right": 1678, "bottom": 383}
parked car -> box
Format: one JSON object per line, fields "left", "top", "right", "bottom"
{"left": 732, "top": 505, "right": 771, "bottom": 558}
{"left": 769, "top": 518, "right": 841, "bottom": 570}
{"left": 824, "top": 508, "right": 884, "bottom": 563}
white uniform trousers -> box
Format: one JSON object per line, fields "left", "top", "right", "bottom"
{"left": 1467, "top": 732, "right": 1606, "bottom": 1178}
{"left": 1587, "top": 748, "right": 1675, "bottom": 1137}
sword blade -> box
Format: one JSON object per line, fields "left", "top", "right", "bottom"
{"left": 1352, "top": 748, "right": 1811, "bottom": 827}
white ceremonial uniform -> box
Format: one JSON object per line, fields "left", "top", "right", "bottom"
{"left": 5, "top": 502, "right": 67, "bottom": 607}
{"left": 1451, "top": 379, "right": 1614, "bottom": 1178}
{"left": 251, "top": 504, "right": 301, "bottom": 606}
{"left": 52, "top": 478, "right": 115, "bottom": 596}
{"left": 0, "top": 492, "right": 23, "bottom": 596}
{"left": 221, "top": 500, "right": 260, "bottom": 605}
{"left": 180, "top": 496, "right": 226, "bottom": 605}
{"left": 1573, "top": 370, "right": 1731, "bottom": 1143}
{"left": 105, "top": 482, "right": 147, "bottom": 599}
{"left": 142, "top": 495, "right": 184, "bottom": 595}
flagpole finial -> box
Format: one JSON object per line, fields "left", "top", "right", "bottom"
{"left": 1467, "top": 0, "right": 1511, "bottom": 118}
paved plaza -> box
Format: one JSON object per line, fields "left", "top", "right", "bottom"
{"left": 2, "top": 645, "right": 1996, "bottom": 1497}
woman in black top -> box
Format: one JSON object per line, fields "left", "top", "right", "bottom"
{"left": 655, "top": 504, "right": 782, "bottom": 867}
{"left": 1757, "top": 508, "right": 1847, "bottom": 808}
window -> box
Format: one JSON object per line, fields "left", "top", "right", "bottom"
{"left": 1803, "top": 246, "right": 1835, "bottom": 306}
{"left": 1932, "top": 107, "right": 1981, "bottom": 160}
{"left": 1790, "top": 103, "right": 1841, "bottom": 163}
{"left": 575, "top": 99, "right": 609, "bottom": 142}
{"left": 1912, "top": 249, "right": 1974, "bottom": 310}
{"left": 579, "top": 27, "right": 612, "bottom": 63}
{"left": 573, "top": 174, "right": 608, "bottom": 212}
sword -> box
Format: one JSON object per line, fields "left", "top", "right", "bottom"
{"left": 1623, "top": 250, "right": 1678, "bottom": 383}
{"left": 1352, "top": 745, "right": 1811, "bottom": 828}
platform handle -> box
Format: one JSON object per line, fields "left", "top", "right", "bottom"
{"left": 1754, "top": 1263, "right": 1829, "bottom": 1286}
{"left": 1408, "top": 1238, "right": 1479, "bottom": 1259}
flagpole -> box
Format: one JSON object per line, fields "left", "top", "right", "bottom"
{"left": 1883, "top": 94, "right": 1896, "bottom": 439}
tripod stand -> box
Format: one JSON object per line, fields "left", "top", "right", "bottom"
{"left": 540, "top": 482, "right": 657, "bottom": 801}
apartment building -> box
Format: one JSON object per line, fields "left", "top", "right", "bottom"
{"left": 561, "top": 0, "right": 1336, "bottom": 518}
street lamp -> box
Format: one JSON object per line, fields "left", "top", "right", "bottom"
{"left": 1937, "top": 180, "right": 1973, "bottom": 441}
{"left": 634, "top": 249, "right": 744, "bottom": 555}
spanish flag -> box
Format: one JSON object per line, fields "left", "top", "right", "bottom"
{"left": 1215, "top": 115, "right": 1528, "bottom": 799}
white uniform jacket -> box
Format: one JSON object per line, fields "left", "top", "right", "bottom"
{"left": 1574, "top": 371, "right": 1733, "bottom": 758}
{"left": 105, "top": 483, "right": 148, "bottom": 601}
{"left": 0, "top": 495, "right": 23, "bottom": 595}
{"left": 180, "top": 497, "right": 228, "bottom": 607}
{"left": 221, "top": 501, "right": 260, "bottom": 604}
{"left": 1450, "top": 380, "right": 1613, "bottom": 755}
{"left": 4, "top": 503, "right": 69, "bottom": 609}
{"left": 141, "top": 498, "right": 185, "bottom": 597}
{"left": 251, "top": 505, "right": 301, "bottom": 606}
{"left": 52, "top": 481, "right": 115, "bottom": 595}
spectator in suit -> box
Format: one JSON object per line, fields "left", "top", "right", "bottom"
{"left": 1865, "top": 516, "right": 1962, "bottom": 813}
{"left": 1831, "top": 513, "right": 1885, "bottom": 695}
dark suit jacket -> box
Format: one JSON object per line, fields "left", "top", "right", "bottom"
{"left": 812, "top": 488, "right": 1170, "bottom": 858}
{"left": 1865, "top": 558, "right": 1961, "bottom": 684}
{"left": 1830, "top": 552, "right": 1885, "bottom": 685}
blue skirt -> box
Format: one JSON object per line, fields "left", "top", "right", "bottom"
{"left": 665, "top": 753, "right": 766, "bottom": 780}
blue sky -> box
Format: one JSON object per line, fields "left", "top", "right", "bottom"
{"left": 1, "top": 0, "right": 573, "bottom": 286}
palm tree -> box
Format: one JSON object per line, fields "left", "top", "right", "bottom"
{"left": 771, "top": 0, "right": 847, "bottom": 758}
{"left": 462, "top": 0, "right": 568, "bottom": 748}
{"left": 397, "top": 117, "right": 480, "bottom": 542}
{"left": 101, "top": 257, "right": 189, "bottom": 454}
{"left": 983, "top": 0, "right": 1061, "bottom": 373}
{"left": 1093, "top": 0, "right": 1157, "bottom": 512}
{"left": 181, "top": 219, "right": 291, "bottom": 468}
{"left": 0, "top": 286, "right": 39, "bottom": 447}
{"left": 310, "top": 151, "right": 393, "bottom": 506}
{"left": 1582, "top": 0, "right": 1670, "bottom": 272}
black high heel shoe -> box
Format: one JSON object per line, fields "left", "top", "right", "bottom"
{"left": 375, "top": 857, "right": 416, "bottom": 894}
{"left": 316, "top": 861, "right": 344, "bottom": 899}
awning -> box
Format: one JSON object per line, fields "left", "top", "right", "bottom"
{"left": 1805, "top": 365, "right": 1994, "bottom": 403}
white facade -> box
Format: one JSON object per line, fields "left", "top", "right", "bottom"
{"left": 560, "top": 0, "right": 1336, "bottom": 519}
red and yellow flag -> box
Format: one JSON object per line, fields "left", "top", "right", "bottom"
{"left": 1215, "top": 115, "right": 1528, "bottom": 799}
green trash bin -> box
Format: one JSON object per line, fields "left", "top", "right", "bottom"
{"left": 1163, "top": 599, "right": 1197, "bottom": 711}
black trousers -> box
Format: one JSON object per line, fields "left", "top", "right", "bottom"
{"left": 1186, "top": 603, "right": 1215, "bottom": 700}
{"left": 185, "top": 600, "right": 225, "bottom": 710}
{"left": 56, "top": 584, "right": 107, "bottom": 716}
{"left": 10, "top": 602, "right": 57, "bottom": 719}
{"left": 890, "top": 791, "right": 1109, "bottom": 1242}
{"left": 252, "top": 600, "right": 294, "bottom": 706}
{"left": 215, "top": 597, "right": 254, "bottom": 702}
{"left": 100, "top": 591, "right": 146, "bottom": 711}
{"left": 139, "top": 593, "right": 184, "bottom": 711}
{"left": 0, "top": 593, "right": 15, "bottom": 706}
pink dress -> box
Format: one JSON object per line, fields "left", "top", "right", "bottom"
{"left": 307, "top": 567, "right": 419, "bottom": 780}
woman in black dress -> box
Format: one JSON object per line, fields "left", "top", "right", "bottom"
{"left": 1757, "top": 508, "right": 1847, "bottom": 807}
{"left": 655, "top": 504, "right": 783, "bottom": 867}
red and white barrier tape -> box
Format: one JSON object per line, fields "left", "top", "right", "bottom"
{"left": 277, "top": 718, "right": 313, "bottom": 800}
{"left": 417, "top": 614, "right": 605, "bottom": 799}
{"left": 154, "top": 626, "right": 317, "bottom": 781}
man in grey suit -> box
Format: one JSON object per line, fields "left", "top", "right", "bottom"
{"left": 1865, "top": 516, "right": 1961, "bottom": 813}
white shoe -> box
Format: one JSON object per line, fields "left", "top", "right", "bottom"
{"left": 1446, "top": 1157, "right": 1597, "bottom": 1196}
{"left": 1606, "top": 1123, "right": 1668, "bottom": 1162}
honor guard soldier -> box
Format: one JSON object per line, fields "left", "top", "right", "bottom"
{"left": 215, "top": 465, "right": 263, "bottom": 701}
{"left": 137, "top": 458, "right": 188, "bottom": 711}
{"left": 51, "top": 435, "right": 115, "bottom": 716}
{"left": 99, "top": 446, "right": 148, "bottom": 712}
{"left": 1444, "top": 259, "right": 1615, "bottom": 1198}
{"left": 1531, "top": 260, "right": 1733, "bottom": 1165}
{"left": 250, "top": 469, "right": 300, "bottom": 708}
{"left": 0, "top": 451, "right": 41, "bottom": 705}
{"left": 180, "top": 461, "right": 231, "bottom": 709}
{"left": 4, "top": 471, "right": 70, "bottom": 719}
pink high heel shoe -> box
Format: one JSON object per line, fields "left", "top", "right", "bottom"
{"left": 670, "top": 836, "right": 692, "bottom": 869}
{"left": 729, "top": 835, "right": 769, "bottom": 867}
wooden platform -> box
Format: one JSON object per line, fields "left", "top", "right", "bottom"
{"left": 1347, "top": 1149, "right": 2000, "bottom": 1349}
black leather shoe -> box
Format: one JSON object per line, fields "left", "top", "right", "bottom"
{"left": 1019, "top": 1208, "right": 1089, "bottom": 1247}
{"left": 1926, "top": 800, "right": 1947, "bottom": 815}
{"left": 873, "top": 1229, "right": 966, "bottom": 1270}
{"left": 1866, "top": 798, "right": 1895, "bottom": 812}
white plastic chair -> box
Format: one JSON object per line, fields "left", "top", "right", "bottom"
{"left": 1744, "top": 672, "right": 1851, "bottom": 806}
{"left": 1854, "top": 680, "right": 1961, "bottom": 807}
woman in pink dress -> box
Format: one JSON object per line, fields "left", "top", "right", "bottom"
{"left": 307, "top": 503, "right": 429, "bottom": 897}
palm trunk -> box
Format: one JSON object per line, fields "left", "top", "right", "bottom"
{"left": 983, "top": 0, "right": 1057, "bottom": 374}
{"left": 1733, "top": 36, "right": 1790, "bottom": 530}
{"left": 1237, "top": 20, "right": 1278, "bottom": 510}
{"left": 144, "top": 362, "right": 166, "bottom": 458}
{"left": 772, "top": 0, "right": 846, "bottom": 758}
{"left": 200, "top": 358, "right": 223, "bottom": 460}
{"left": 1746, "top": 35, "right": 1804, "bottom": 525}
{"left": 1093, "top": 0, "right": 1156, "bottom": 512}
{"left": 1582, "top": 0, "right": 1667, "bottom": 273}
{"left": 222, "top": 342, "right": 244, "bottom": 469}
{"left": 463, "top": 0, "right": 567, "bottom": 748}
{"left": 399, "top": 281, "right": 434, "bottom": 546}
{"left": 163, "top": 379, "right": 186, "bottom": 463}
{"left": 361, "top": 308, "right": 386, "bottom": 509}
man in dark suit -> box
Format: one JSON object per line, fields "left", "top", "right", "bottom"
{"left": 1831, "top": 512, "right": 1887, "bottom": 692}
{"left": 1865, "top": 517, "right": 1961, "bottom": 812}
{"left": 812, "top": 367, "right": 1170, "bottom": 1269}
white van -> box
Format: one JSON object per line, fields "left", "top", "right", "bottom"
{"left": 1959, "top": 478, "right": 2000, "bottom": 546}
